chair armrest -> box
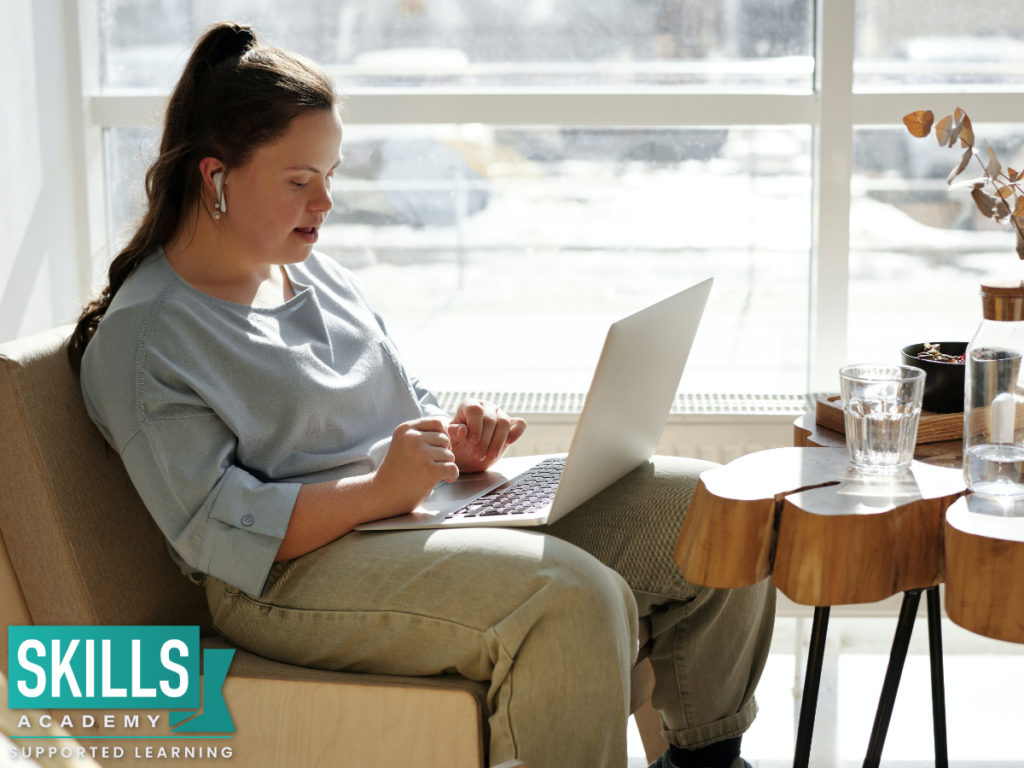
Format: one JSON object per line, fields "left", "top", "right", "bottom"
{"left": 209, "top": 640, "right": 489, "bottom": 767}
{"left": 223, "top": 671, "right": 485, "bottom": 767}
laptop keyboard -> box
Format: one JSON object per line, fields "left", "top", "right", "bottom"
{"left": 446, "top": 457, "right": 566, "bottom": 519}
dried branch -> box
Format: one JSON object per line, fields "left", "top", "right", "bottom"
{"left": 904, "top": 107, "right": 1024, "bottom": 259}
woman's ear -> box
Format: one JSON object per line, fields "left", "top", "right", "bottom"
{"left": 198, "top": 157, "right": 227, "bottom": 193}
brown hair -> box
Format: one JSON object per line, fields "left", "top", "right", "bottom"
{"left": 67, "top": 21, "right": 338, "bottom": 372}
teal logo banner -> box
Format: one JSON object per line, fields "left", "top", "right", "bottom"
{"left": 7, "top": 626, "right": 234, "bottom": 734}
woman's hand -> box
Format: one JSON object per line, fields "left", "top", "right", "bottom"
{"left": 447, "top": 398, "right": 527, "bottom": 473}
{"left": 373, "top": 417, "right": 460, "bottom": 513}
{"left": 280, "top": 418, "right": 458, "bottom": 560}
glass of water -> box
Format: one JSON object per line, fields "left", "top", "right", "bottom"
{"left": 839, "top": 364, "right": 925, "bottom": 474}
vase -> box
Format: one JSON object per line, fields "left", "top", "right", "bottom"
{"left": 963, "top": 280, "right": 1024, "bottom": 499}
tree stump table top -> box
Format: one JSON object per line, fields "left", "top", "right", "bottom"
{"left": 674, "top": 446, "right": 967, "bottom": 606}
{"left": 944, "top": 495, "right": 1024, "bottom": 643}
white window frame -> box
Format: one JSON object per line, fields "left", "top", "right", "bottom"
{"left": 69, "top": 0, "right": 1024, "bottom": 394}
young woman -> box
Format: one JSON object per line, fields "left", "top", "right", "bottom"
{"left": 69, "top": 22, "right": 774, "bottom": 768}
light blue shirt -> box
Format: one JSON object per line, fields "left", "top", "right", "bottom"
{"left": 80, "top": 249, "right": 446, "bottom": 596}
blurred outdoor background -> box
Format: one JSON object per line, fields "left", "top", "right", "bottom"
{"left": 97, "top": 0, "right": 1024, "bottom": 397}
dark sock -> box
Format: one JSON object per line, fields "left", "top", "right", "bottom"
{"left": 668, "top": 737, "right": 742, "bottom": 768}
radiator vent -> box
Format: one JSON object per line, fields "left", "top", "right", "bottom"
{"left": 435, "top": 391, "right": 816, "bottom": 416}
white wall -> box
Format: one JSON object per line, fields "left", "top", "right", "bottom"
{"left": 0, "top": 0, "right": 88, "bottom": 343}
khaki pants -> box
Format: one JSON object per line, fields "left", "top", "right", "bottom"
{"left": 206, "top": 456, "right": 776, "bottom": 768}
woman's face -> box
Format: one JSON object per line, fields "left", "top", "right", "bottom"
{"left": 220, "top": 108, "right": 343, "bottom": 266}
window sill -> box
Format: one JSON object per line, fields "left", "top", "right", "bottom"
{"left": 435, "top": 391, "right": 816, "bottom": 418}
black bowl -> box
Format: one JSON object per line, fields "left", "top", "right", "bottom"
{"left": 900, "top": 342, "right": 967, "bottom": 414}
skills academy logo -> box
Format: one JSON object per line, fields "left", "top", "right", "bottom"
{"left": 7, "top": 626, "right": 236, "bottom": 762}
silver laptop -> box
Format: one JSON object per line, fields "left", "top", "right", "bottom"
{"left": 355, "top": 277, "right": 713, "bottom": 531}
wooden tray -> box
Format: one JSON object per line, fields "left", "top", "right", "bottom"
{"left": 815, "top": 394, "right": 962, "bottom": 444}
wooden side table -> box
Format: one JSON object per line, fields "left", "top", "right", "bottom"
{"left": 675, "top": 446, "right": 966, "bottom": 768}
{"left": 945, "top": 495, "right": 1024, "bottom": 643}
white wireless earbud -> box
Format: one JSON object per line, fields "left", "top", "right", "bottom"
{"left": 212, "top": 171, "right": 227, "bottom": 219}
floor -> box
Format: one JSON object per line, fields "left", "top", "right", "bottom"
{"left": 626, "top": 614, "right": 1024, "bottom": 768}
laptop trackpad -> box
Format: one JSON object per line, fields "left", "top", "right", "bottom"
{"left": 417, "top": 469, "right": 510, "bottom": 513}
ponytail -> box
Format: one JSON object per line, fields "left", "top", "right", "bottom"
{"left": 68, "top": 21, "right": 336, "bottom": 372}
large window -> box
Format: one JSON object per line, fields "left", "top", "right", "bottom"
{"left": 99, "top": 0, "right": 814, "bottom": 90}
{"left": 90, "top": 0, "right": 1024, "bottom": 397}
{"left": 848, "top": 1, "right": 1024, "bottom": 373}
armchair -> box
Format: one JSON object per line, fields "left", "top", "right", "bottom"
{"left": 0, "top": 326, "right": 664, "bottom": 767}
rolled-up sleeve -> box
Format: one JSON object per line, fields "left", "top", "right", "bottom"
{"left": 121, "top": 413, "right": 300, "bottom": 597}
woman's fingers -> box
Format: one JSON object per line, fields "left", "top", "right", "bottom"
{"left": 393, "top": 418, "right": 457, "bottom": 477}
{"left": 507, "top": 417, "right": 527, "bottom": 444}
{"left": 447, "top": 401, "right": 530, "bottom": 473}
{"left": 458, "top": 399, "right": 487, "bottom": 445}
{"left": 483, "top": 411, "right": 511, "bottom": 459}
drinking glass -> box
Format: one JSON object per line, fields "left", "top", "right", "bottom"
{"left": 839, "top": 364, "right": 925, "bottom": 474}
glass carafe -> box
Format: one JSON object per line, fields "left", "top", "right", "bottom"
{"left": 963, "top": 281, "right": 1024, "bottom": 499}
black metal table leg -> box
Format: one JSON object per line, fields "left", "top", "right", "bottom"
{"left": 794, "top": 605, "right": 830, "bottom": 768}
{"left": 863, "top": 589, "right": 923, "bottom": 767}
{"left": 926, "top": 586, "right": 949, "bottom": 768}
